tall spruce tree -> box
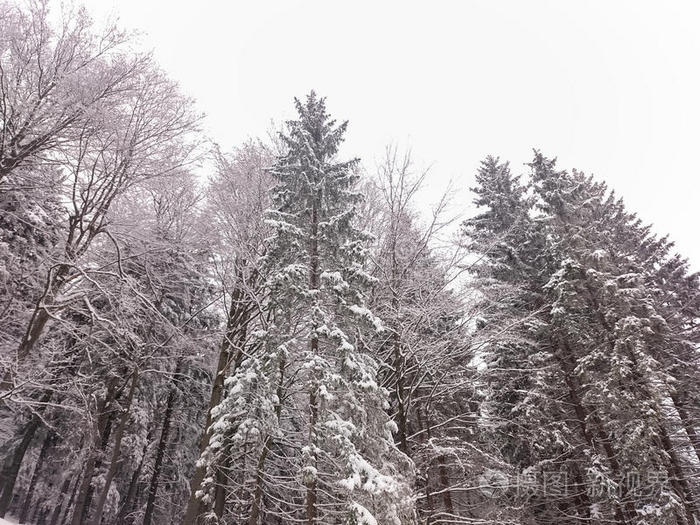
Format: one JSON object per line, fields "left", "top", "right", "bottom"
{"left": 198, "top": 93, "right": 415, "bottom": 525}
{"left": 530, "top": 152, "right": 699, "bottom": 524}
{"left": 466, "top": 151, "right": 700, "bottom": 524}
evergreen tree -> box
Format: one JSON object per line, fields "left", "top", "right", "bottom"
{"left": 466, "top": 151, "right": 700, "bottom": 524}
{"left": 530, "top": 152, "right": 698, "bottom": 523}
{"left": 200, "top": 93, "right": 415, "bottom": 524}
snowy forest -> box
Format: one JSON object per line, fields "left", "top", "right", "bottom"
{"left": 1, "top": 2, "right": 699, "bottom": 525}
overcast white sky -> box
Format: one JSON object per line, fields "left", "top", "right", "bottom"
{"left": 83, "top": 0, "right": 700, "bottom": 267}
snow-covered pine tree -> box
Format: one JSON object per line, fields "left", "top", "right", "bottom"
{"left": 529, "top": 152, "right": 699, "bottom": 523}
{"left": 465, "top": 155, "right": 622, "bottom": 523}
{"left": 645, "top": 250, "right": 700, "bottom": 467}
{"left": 200, "top": 93, "right": 415, "bottom": 525}
{"left": 463, "top": 156, "right": 555, "bottom": 473}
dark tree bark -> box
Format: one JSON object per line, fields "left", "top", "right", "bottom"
{"left": 59, "top": 472, "right": 81, "bottom": 525}
{"left": 0, "top": 396, "right": 48, "bottom": 517}
{"left": 36, "top": 508, "right": 48, "bottom": 525}
{"left": 48, "top": 475, "right": 72, "bottom": 525}
{"left": 392, "top": 330, "right": 409, "bottom": 455}
{"left": 70, "top": 378, "right": 118, "bottom": 525}
{"left": 557, "top": 346, "right": 630, "bottom": 524}
{"left": 213, "top": 449, "right": 230, "bottom": 519}
{"left": 389, "top": 215, "right": 409, "bottom": 456}
{"left": 16, "top": 264, "right": 71, "bottom": 362}
{"left": 92, "top": 369, "right": 139, "bottom": 524}
{"left": 182, "top": 279, "right": 253, "bottom": 525}
{"left": 0, "top": 421, "right": 38, "bottom": 516}
{"left": 19, "top": 430, "right": 55, "bottom": 523}
{"left": 305, "top": 191, "right": 320, "bottom": 525}
{"left": 437, "top": 455, "right": 454, "bottom": 517}
{"left": 115, "top": 427, "right": 152, "bottom": 525}
{"left": 143, "top": 361, "right": 182, "bottom": 525}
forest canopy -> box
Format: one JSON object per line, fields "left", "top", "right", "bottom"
{"left": 0, "top": 2, "right": 699, "bottom": 525}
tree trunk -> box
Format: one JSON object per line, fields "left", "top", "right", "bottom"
{"left": 19, "top": 430, "right": 54, "bottom": 523}
{"left": 389, "top": 212, "right": 409, "bottom": 456}
{"left": 132, "top": 484, "right": 145, "bottom": 524}
{"left": 213, "top": 452, "right": 229, "bottom": 519}
{"left": 214, "top": 314, "right": 252, "bottom": 521}
{"left": 415, "top": 406, "right": 438, "bottom": 523}
{"left": 16, "top": 264, "right": 71, "bottom": 361}
{"left": 182, "top": 282, "right": 251, "bottom": 525}
{"left": 17, "top": 307, "right": 51, "bottom": 361}
{"left": 92, "top": 369, "right": 139, "bottom": 524}
{"left": 144, "top": 361, "right": 181, "bottom": 525}
{"left": 305, "top": 190, "right": 321, "bottom": 525}
{"left": 81, "top": 390, "right": 120, "bottom": 524}
{"left": 671, "top": 393, "right": 700, "bottom": 464}
{"left": 392, "top": 330, "right": 409, "bottom": 455}
{"left": 36, "top": 509, "right": 48, "bottom": 525}
{"left": 70, "top": 379, "right": 118, "bottom": 525}
{"left": 0, "top": 413, "right": 43, "bottom": 516}
{"left": 658, "top": 423, "right": 698, "bottom": 524}
{"left": 48, "top": 476, "right": 72, "bottom": 525}
{"left": 69, "top": 445, "right": 99, "bottom": 525}
{"left": 437, "top": 455, "right": 454, "bottom": 517}
{"left": 305, "top": 390, "right": 318, "bottom": 525}
{"left": 555, "top": 343, "right": 629, "bottom": 525}
{"left": 115, "top": 427, "right": 152, "bottom": 525}
{"left": 59, "top": 472, "right": 82, "bottom": 525}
